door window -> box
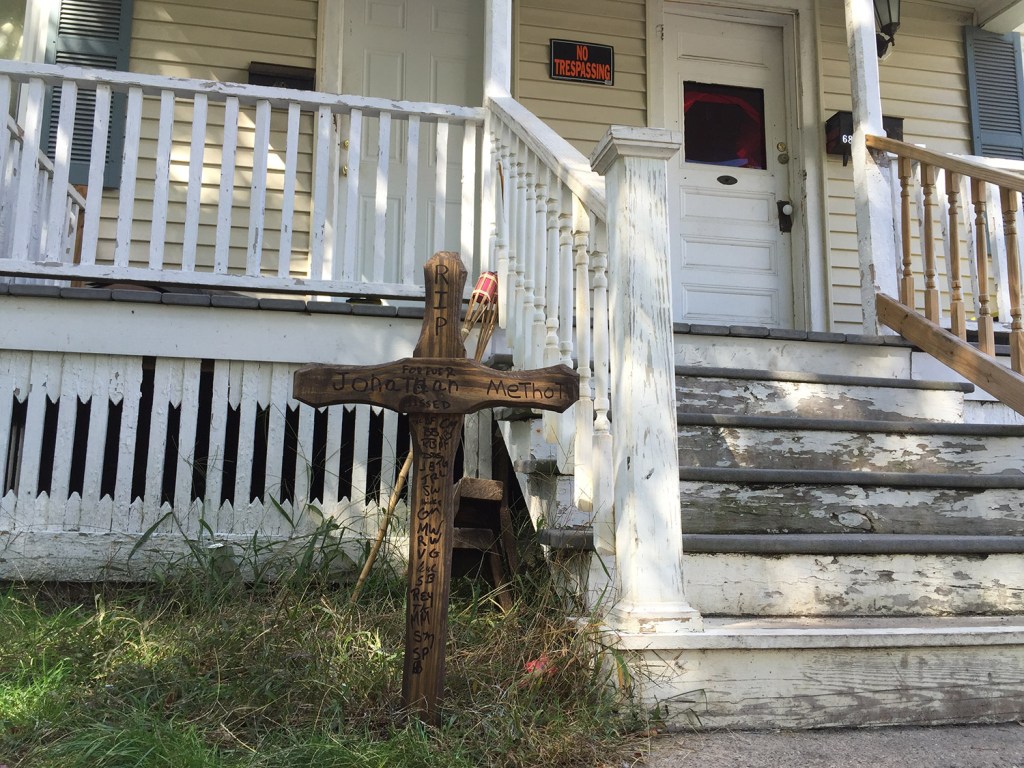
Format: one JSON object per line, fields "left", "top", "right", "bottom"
{"left": 683, "top": 81, "right": 766, "bottom": 169}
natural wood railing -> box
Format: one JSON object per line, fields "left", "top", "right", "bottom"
{"left": 867, "top": 133, "right": 1024, "bottom": 415}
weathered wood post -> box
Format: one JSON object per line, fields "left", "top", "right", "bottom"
{"left": 846, "top": 0, "right": 900, "bottom": 333}
{"left": 293, "top": 252, "right": 578, "bottom": 723}
{"left": 590, "top": 127, "right": 703, "bottom": 634}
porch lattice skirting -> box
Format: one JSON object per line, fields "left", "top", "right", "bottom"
{"left": 0, "top": 347, "right": 417, "bottom": 580}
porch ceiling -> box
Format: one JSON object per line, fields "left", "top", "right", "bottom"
{"left": 976, "top": 0, "right": 1024, "bottom": 32}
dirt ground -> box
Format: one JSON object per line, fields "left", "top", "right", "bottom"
{"left": 634, "top": 722, "right": 1024, "bottom": 767}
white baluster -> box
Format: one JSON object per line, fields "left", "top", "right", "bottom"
{"left": 11, "top": 77, "right": 44, "bottom": 262}
{"left": 246, "top": 99, "right": 272, "bottom": 277}
{"left": 149, "top": 89, "right": 175, "bottom": 270}
{"left": 572, "top": 198, "right": 594, "bottom": 515}
{"left": 512, "top": 144, "right": 528, "bottom": 365}
{"left": 310, "top": 105, "right": 332, "bottom": 281}
{"left": 461, "top": 120, "right": 478, "bottom": 268}
{"left": 531, "top": 167, "right": 549, "bottom": 370}
{"left": 518, "top": 156, "right": 535, "bottom": 367}
{"left": 45, "top": 79, "right": 76, "bottom": 264}
{"left": 342, "top": 109, "right": 363, "bottom": 282}
{"left": 80, "top": 84, "right": 111, "bottom": 267}
{"left": 505, "top": 134, "right": 521, "bottom": 344}
{"left": 434, "top": 120, "right": 449, "bottom": 253}
{"left": 114, "top": 87, "right": 143, "bottom": 269}
{"left": 589, "top": 216, "right": 614, "bottom": 575}
{"left": 182, "top": 93, "right": 207, "bottom": 274}
{"left": 553, "top": 184, "right": 575, "bottom": 465}
{"left": 214, "top": 96, "right": 239, "bottom": 275}
{"left": 373, "top": 111, "right": 391, "bottom": 283}
{"left": 277, "top": 102, "right": 300, "bottom": 278}
{"left": 403, "top": 115, "right": 420, "bottom": 286}
{"left": 544, "top": 178, "right": 561, "bottom": 369}
{"left": 479, "top": 118, "right": 495, "bottom": 276}
{"left": 494, "top": 132, "right": 510, "bottom": 327}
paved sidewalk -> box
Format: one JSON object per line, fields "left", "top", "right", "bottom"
{"left": 638, "top": 723, "right": 1024, "bottom": 767}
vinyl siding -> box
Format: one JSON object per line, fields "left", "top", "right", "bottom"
{"left": 819, "top": 0, "right": 975, "bottom": 331}
{"left": 515, "top": 0, "right": 646, "bottom": 155}
{"left": 95, "top": 0, "right": 318, "bottom": 273}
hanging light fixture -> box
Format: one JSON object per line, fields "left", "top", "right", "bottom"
{"left": 874, "top": 0, "right": 901, "bottom": 59}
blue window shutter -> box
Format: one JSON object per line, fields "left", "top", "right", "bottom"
{"left": 43, "top": 0, "right": 133, "bottom": 187}
{"left": 965, "top": 25, "right": 1024, "bottom": 160}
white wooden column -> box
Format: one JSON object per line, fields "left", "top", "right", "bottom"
{"left": 846, "top": 0, "right": 899, "bottom": 333}
{"left": 590, "top": 127, "right": 702, "bottom": 634}
{"left": 484, "top": 0, "right": 512, "bottom": 98}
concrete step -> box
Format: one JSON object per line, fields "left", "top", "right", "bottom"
{"left": 677, "top": 414, "right": 1024, "bottom": 475}
{"left": 676, "top": 366, "right": 971, "bottom": 423}
{"left": 679, "top": 473, "right": 1024, "bottom": 535}
{"left": 619, "top": 615, "right": 1024, "bottom": 729}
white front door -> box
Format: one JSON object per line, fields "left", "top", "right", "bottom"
{"left": 664, "top": 10, "right": 794, "bottom": 327}
{"left": 339, "top": 0, "right": 483, "bottom": 280}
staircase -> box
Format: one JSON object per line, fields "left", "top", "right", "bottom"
{"left": 509, "top": 326, "right": 1024, "bottom": 729}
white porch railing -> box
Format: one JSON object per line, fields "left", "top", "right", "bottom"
{"left": 487, "top": 94, "right": 612, "bottom": 546}
{"left": 487, "top": 96, "right": 698, "bottom": 629}
{"left": 1, "top": 112, "right": 85, "bottom": 278}
{"left": 0, "top": 61, "right": 486, "bottom": 298}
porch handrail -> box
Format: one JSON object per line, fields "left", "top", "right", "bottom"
{"left": 5, "top": 114, "right": 87, "bottom": 208}
{"left": 0, "top": 61, "right": 484, "bottom": 122}
{"left": 487, "top": 95, "right": 606, "bottom": 220}
{"left": 485, "top": 93, "right": 612, "bottom": 549}
{"left": 0, "top": 60, "right": 486, "bottom": 298}
{"left": 866, "top": 133, "right": 1024, "bottom": 416}
{"left": 876, "top": 294, "right": 1024, "bottom": 415}
{"left": 868, "top": 134, "right": 1024, "bottom": 193}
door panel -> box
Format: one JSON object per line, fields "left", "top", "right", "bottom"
{"left": 340, "top": 0, "right": 483, "bottom": 282}
{"left": 665, "top": 11, "right": 794, "bottom": 327}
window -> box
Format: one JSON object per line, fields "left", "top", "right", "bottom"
{"left": 683, "top": 81, "right": 767, "bottom": 170}
{"left": 42, "top": 0, "right": 133, "bottom": 186}
{"left": 965, "top": 26, "right": 1024, "bottom": 160}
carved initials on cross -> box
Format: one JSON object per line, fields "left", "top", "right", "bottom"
{"left": 293, "top": 252, "right": 579, "bottom": 723}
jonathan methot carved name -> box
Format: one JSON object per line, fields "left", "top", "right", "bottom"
{"left": 294, "top": 358, "right": 579, "bottom": 414}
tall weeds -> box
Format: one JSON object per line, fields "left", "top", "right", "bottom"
{"left": 0, "top": 566, "right": 647, "bottom": 768}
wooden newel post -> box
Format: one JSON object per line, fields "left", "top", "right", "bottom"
{"left": 292, "top": 252, "right": 578, "bottom": 724}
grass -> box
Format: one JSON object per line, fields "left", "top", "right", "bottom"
{"left": 0, "top": 565, "right": 652, "bottom": 767}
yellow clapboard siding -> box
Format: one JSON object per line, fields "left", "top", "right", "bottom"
{"left": 95, "top": 0, "right": 318, "bottom": 274}
{"left": 515, "top": 0, "right": 646, "bottom": 156}
{"left": 820, "top": 0, "right": 974, "bottom": 331}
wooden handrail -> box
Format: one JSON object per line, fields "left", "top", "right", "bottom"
{"left": 867, "top": 134, "right": 1024, "bottom": 193}
{"left": 487, "top": 94, "right": 607, "bottom": 221}
{"left": 876, "top": 293, "right": 1024, "bottom": 417}
{"left": 0, "top": 60, "right": 485, "bottom": 122}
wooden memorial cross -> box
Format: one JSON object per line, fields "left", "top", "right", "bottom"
{"left": 292, "top": 251, "right": 578, "bottom": 723}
